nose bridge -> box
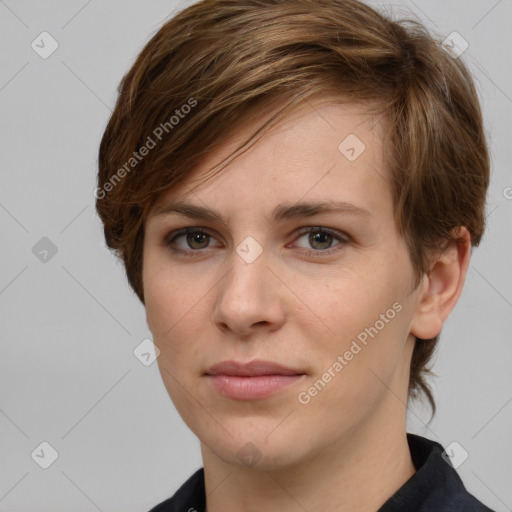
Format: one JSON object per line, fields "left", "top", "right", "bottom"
{"left": 221, "top": 245, "right": 268, "bottom": 307}
{"left": 213, "top": 242, "right": 284, "bottom": 334}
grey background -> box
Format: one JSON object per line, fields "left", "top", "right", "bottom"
{"left": 0, "top": 1, "right": 511, "bottom": 511}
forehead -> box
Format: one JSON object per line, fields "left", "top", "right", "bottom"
{"left": 150, "top": 100, "right": 389, "bottom": 216}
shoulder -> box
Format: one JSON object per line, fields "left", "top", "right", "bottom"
{"left": 147, "top": 468, "right": 205, "bottom": 512}
{"left": 432, "top": 490, "right": 496, "bottom": 512}
{"left": 379, "top": 434, "right": 496, "bottom": 512}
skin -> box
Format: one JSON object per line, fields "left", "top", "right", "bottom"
{"left": 142, "top": 100, "right": 471, "bottom": 512}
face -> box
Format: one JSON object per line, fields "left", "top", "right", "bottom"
{"left": 143, "top": 100, "right": 425, "bottom": 471}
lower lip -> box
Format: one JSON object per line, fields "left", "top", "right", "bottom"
{"left": 207, "top": 374, "right": 304, "bottom": 400}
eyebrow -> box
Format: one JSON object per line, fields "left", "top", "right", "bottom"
{"left": 150, "top": 200, "right": 372, "bottom": 223}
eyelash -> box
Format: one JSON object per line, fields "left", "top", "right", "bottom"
{"left": 164, "top": 226, "right": 349, "bottom": 258}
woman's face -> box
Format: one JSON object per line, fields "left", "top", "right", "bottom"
{"left": 143, "top": 100, "right": 426, "bottom": 470}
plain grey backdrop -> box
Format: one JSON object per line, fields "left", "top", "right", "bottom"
{"left": 1, "top": 1, "right": 511, "bottom": 511}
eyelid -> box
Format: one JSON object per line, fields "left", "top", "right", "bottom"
{"left": 289, "top": 226, "right": 349, "bottom": 256}
{"left": 166, "top": 226, "right": 208, "bottom": 241}
{"left": 165, "top": 227, "right": 222, "bottom": 247}
{"left": 293, "top": 225, "right": 350, "bottom": 243}
{"left": 164, "top": 225, "right": 350, "bottom": 256}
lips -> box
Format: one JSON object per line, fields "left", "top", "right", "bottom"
{"left": 206, "top": 359, "right": 303, "bottom": 377}
{"left": 205, "top": 360, "right": 305, "bottom": 400}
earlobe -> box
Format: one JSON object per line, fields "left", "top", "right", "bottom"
{"left": 410, "top": 227, "right": 471, "bottom": 340}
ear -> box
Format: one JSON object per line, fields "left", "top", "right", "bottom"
{"left": 410, "top": 227, "right": 471, "bottom": 340}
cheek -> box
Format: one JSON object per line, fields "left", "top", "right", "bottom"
{"left": 144, "top": 268, "right": 208, "bottom": 417}
{"left": 292, "top": 264, "right": 398, "bottom": 341}
{"left": 295, "top": 260, "right": 413, "bottom": 387}
{"left": 144, "top": 254, "right": 201, "bottom": 335}
{"left": 296, "top": 303, "right": 412, "bottom": 439}
{"left": 143, "top": 260, "right": 213, "bottom": 376}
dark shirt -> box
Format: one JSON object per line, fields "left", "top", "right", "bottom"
{"left": 149, "top": 433, "right": 495, "bottom": 512}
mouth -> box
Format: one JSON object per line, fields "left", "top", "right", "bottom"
{"left": 205, "top": 360, "right": 306, "bottom": 401}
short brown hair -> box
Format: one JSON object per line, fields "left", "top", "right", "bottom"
{"left": 96, "top": 0, "right": 490, "bottom": 416}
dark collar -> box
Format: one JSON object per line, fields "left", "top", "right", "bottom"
{"left": 149, "top": 434, "right": 494, "bottom": 512}
{"left": 378, "top": 433, "right": 494, "bottom": 511}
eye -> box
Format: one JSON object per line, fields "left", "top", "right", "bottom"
{"left": 184, "top": 231, "right": 210, "bottom": 250}
{"left": 165, "top": 228, "right": 221, "bottom": 252}
{"left": 164, "top": 226, "right": 348, "bottom": 257}
{"left": 292, "top": 227, "right": 348, "bottom": 254}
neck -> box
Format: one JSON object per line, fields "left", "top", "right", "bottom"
{"left": 201, "top": 398, "right": 416, "bottom": 512}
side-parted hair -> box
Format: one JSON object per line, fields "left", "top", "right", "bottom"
{"left": 96, "top": 0, "right": 490, "bottom": 416}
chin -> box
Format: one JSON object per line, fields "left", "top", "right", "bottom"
{"left": 199, "top": 419, "right": 311, "bottom": 471}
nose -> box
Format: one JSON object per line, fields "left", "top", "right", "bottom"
{"left": 212, "top": 248, "right": 286, "bottom": 337}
